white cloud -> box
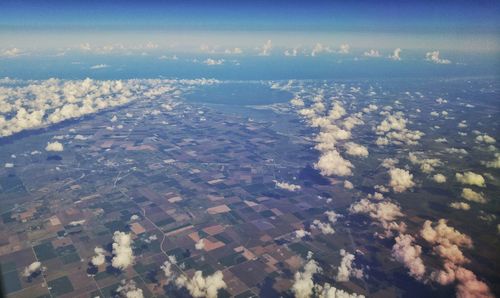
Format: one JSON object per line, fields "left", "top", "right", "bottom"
{"left": 285, "top": 48, "right": 299, "bottom": 56}
{"left": 344, "top": 180, "right": 354, "bottom": 189}
{"left": 175, "top": 270, "right": 226, "bottom": 298}
{"left": 224, "top": 47, "right": 243, "bottom": 54}
{"left": 258, "top": 40, "right": 273, "bottom": 56}
{"left": 389, "top": 48, "right": 402, "bottom": 61}
{"left": 476, "top": 134, "right": 496, "bottom": 144}
{"left": 349, "top": 199, "right": 404, "bottom": 232}
{"left": 314, "top": 150, "right": 354, "bottom": 177}
{"left": 389, "top": 168, "right": 415, "bottom": 193}
{"left": 336, "top": 249, "right": 363, "bottom": 282}
{"left": 161, "top": 255, "right": 177, "bottom": 281}
{"left": 425, "top": 51, "right": 451, "bottom": 64}
{"left": 4, "top": 163, "right": 14, "bottom": 168}
{"left": 363, "top": 49, "right": 380, "bottom": 58}
{"left": 22, "top": 261, "right": 42, "bottom": 277}
{"left": 325, "top": 210, "right": 341, "bottom": 224}
{"left": 484, "top": 153, "right": 500, "bottom": 168}
{"left": 274, "top": 180, "right": 301, "bottom": 191}
{"left": 433, "top": 173, "right": 447, "bottom": 183}
{"left": 455, "top": 172, "right": 485, "bottom": 187}
{"left": 203, "top": 58, "right": 224, "bottom": 66}
{"left": 294, "top": 229, "right": 311, "bottom": 239}
{"left": 117, "top": 280, "right": 144, "bottom": 298}
{"left": 90, "top": 64, "right": 109, "bottom": 69}
{"left": 461, "top": 188, "right": 487, "bottom": 204}
{"left": 291, "top": 254, "right": 321, "bottom": 298}
{"left": 449, "top": 202, "right": 471, "bottom": 210}
{"left": 311, "top": 219, "right": 335, "bottom": 235}
{"left": 344, "top": 142, "right": 368, "bottom": 157}
{"left": 111, "top": 231, "right": 134, "bottom": 270}
{"left": 391, "top": 234, "right": 425, "bottom": 280}
{"left": 315, "top": 283, "right": 365, "bottom": 298}
{"left": 45, "top": 141, "right": 64, "bottom": 152}
{"left": 311, "top": 43, "right": 332, "bottom": 56}
{"left": 1, "top": 48, "right": 25, "bottom": 58}
{"left": 91, "top": 247, "right": 106, "bottom": 266}
{"left": 195, "top": 239, "right": 205, "bottom": 250}
{"left": 338, "top": 44, "right": 350, "bottom": 54}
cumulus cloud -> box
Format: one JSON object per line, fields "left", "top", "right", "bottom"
{"left": 22, "top": 261, "right": 42, "bottom": 277}
{"left": 409, "top": 152, "right": 441, "bottom": 173}
{"left": 363, "top": 49, "right": 380, "bottom": 58}
{"left": 433, "top": 173, "right": 447, "bottom": 183}
{"left": 456, "top": 172, "right": 485, "bottom": 187}
{"left": 311, "top": 43, "right": 332, "bottom": 56}
{"left": 91, "top": 247, "right": 106, "bottom": 266}
{"left": 117, "top": 279, "right": 144, "bottom": 298}
{"left": 111, "top": 231, "right": 134, "bottom": 270}
{"left": 336, "top": 249, "right": 363, "bottom": 282}
{"left": 195, "top": 239, "right": 205, "bottom": 250}
{"left": 315, "top": 283, "right": 365, "bottom": 298}
{"left": 292, "top": 253, "right": 321, "bottom": 298}
{"left": 311, "top": 219, "right": 335, "bottom": 235}
{"left": 449, "top": 202, "right": 471, "bottom": 211}
{"left": 425, "top": 51, "right": 451, "bottom": 64}
{"left": 389, "top": 168, "right": 415, "bottom": 193}
{"left": 461, "top": 188, "right": 487, "bottom": 204}
{"left": 45, "top": 141, "right": 64, "bottom": 152}
{"left": 325, "top": 210, "right": 341, "bottom": 224}
{"left": 389, "top": 48, "right": 402, "bottom": 61}
{"left": 349, "top": 198, "right": 404, "bottom": 233}
{"left": 392, "top": 234, "right": 425, "bottom": 280}
{"left": 338, "top": 44, "right": 350, "bottom": 54}
{"left": 203, "top": 58, "right": 224, "bottom": 66}
{"left": 483, "top": 153, "right": 500, "bottom": 168}
{"left": 258, "top": 40, "right": 273, "bottom": 56}
{"left": 315, "top": 150, "right": 354, "bottom": 177}
{"left": 90, "top": 64, "right": 109, "bottom": 69}
{"left": 375, "top": 112, "right": 423, "bottom": 146}
{"left": 274, "top": 180, "right": 301, "bottom": 191}
{"left": 344, "top": 142, "right": 368, "bottom": 157}
{"left": 294, "top": 229, "right": 311, "bottom": 239}
{"left": 161, "top": 255, "right": 177, "bottom": 280}
{"left": 175, "top": 270, "right": 226, "bottom": 298}
{"left": 344, "top": 180, "right": 354, "bottom": 189}
{"left": 475, "top": 134, "right": 496, "bottom": 144}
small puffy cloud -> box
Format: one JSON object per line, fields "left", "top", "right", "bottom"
{"left": 454, "top": 266, "right": 493, "bottom": 298}
{"left": 224, "top": 47, "right": 243, "bottom": 54}
{"left": 449, "top": 202, "right": 471, "bottom": 210}
{"left": 433, "top": 173, "right": 447, "bottom": 183}
{"left": 258, "top": 40, "right": 272, "bottom": 56}
{"left": 476, "top": 134, "right": 496, "bottom": 144}
{"left": 421, "top": 219, "right": 472, "bottom": 252}
{"left": 315, "top": 283, "right": 365, "bottom": 298}
{"left": 161, "top": 255, "right": 177, "bottom": 280}
{"left": 314, "top": 150, "right": 354, "bottom": 177}
{"left": 349, "top": 199, "right": 403, "bottom": 232}
{"left": 311, "top": 220, "right": 335, "bottom": 235}
{"left": 195, "top": 239, "right": 205, "bottom": 250}
{"left": 311, "top": 43, "right": 332, "bottom": 56}
{"left": 389, "top": 168, "right": 415, "bottom": 193}
{"left": 111, "top": 231, "right": 134, "bottom": 270}
{"left": 1, "top": 47, "right": 24, "bottom": 58}
{"left": 285, "top": 48, "right": 299, "bottom": 56}
{"left": 455, "top": 172, "right": 485, "bottom": 187}
{"left": 175, "top": 270, "right": 226, "bottom": 298}
{"left": 203, "top": 58, "right": 224, "bottom": 66}
{"left": 291, "top": 254, "right": 321, "bottom": 298}
{"left": 117, "top": 280, "right": 144, "bottom": 298}
{"left": 461, "top": 188, "right": 487, "bottom": 204}
{"left": 483, "top": 153, "right": 500, "bottom": 168}
{"left": 344, "top": 142, "right": 368, "bottom": 157}
{"left": 425, "top": 51, "right": 451, "bottom": 64}
{"left": 274, "top": 180, "right": 301, "bottom": 191}
{"left": 389, "top": 48, "right": 402, "bottom": 61}
{"left": 336, "top": 249, "right": 363, "bottom": 282}
{"left": 45, "top": 141, "right": 64, "bottom": 152}
{"left": 4, "top": 163, "right": 14, "bottom": 168}
{"left": 290, "top": 97, "right": 305, "bottom": 107}
{"left": 363, "top": 49, "right": 381, "bottom": 58}
{"left": 294, "top": 229, "right": 311, "bottom": 239}
{"left": 381, "top": 158, "right": 398, "bottom": 169}
{"left": 22, "top": 261, "right": 42, "bottom": 277}
{"left": 344, "top": 180, "right": 354, "bottom": 189}
{"left": 91, "top": 247, "right": 106, "bottom": 266}
{"left": 338, "top": 44, "right": 350, "bottom": 54}
{"left": 392, "top": 234, "right": 425, "bottom": 280}
{"left": 90, "top": 64, "right": 109, "bottom": 69}
{"left": 409, "top": 152, "right": 441, "bottom": 173}
{"left": 325, "top": 210, "right": 341, "bottom": 224}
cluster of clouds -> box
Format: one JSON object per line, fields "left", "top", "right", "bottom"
{"left": 0, "top": 78, "right": 218, "bottom": 138}
{"left": 22, "top": 261, "right": 43, "bottom": 278}
{"left": 421, "top": 219, "right": 493, "bottom": 298}
{"left": 336, "top": 249, "right": 364, "bottom": 282}
{"left": 291, "top": 252, "right": 364, "bottom": 298}
{"left": 175, "top": 270, "right": 227, "bottom": 298}
{"left": 117, "top": 279, "right": 144, "bottom": 298}
{"left": 274, "top": 180, "right": 301, "bottom": 191}
{"left": 374, "top": 111, "right": 424, "bottom": 146}
{"left": 111, "top": 231, "right": 135, "bottom": 270}
{"left": 425, "top": 51, "right": 451, "bottom": 64}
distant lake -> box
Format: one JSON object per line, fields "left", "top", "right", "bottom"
{"left": 184, "top": 82, "right": 292, "bottom": 105}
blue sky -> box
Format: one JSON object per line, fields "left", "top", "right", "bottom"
{"left": 1, "top": 0, "right": 499, "bottom": 53}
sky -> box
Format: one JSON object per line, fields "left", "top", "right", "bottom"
{"left": 1, "top": 0, "right": 499, "bottom": 51}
